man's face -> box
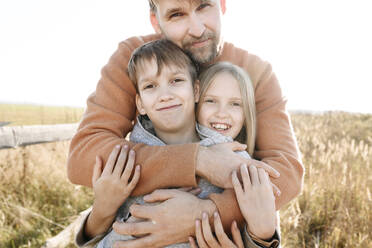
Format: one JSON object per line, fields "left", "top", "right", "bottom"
{"left": 151, "top": 0, "right": 226, "bottom": 64}
{"left": 135, "top": 59, "right": 198, "bottom": 135}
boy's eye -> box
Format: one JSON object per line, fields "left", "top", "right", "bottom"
{"left": 143, "top": 84, "right": 155, "bottom": 90}
{"left": 169, "top": 12, "right": 184, "bottom": 19}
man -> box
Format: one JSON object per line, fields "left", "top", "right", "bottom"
{"left": 68, "top": 0, "right": 304, "bottom": 247}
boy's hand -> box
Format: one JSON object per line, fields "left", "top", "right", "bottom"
{"left": 92, "top": 144, "right": 141, "bottom": 219}
{"left": 232, "top": 164, "right": 276, "bottom": 240}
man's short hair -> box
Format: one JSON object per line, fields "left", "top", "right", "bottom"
{"left": 127, "top": 39, "right": 198, "bottom": 89}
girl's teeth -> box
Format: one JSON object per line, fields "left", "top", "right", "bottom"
{"left": 211, "top": 123, "right": 229, "bottom": 130}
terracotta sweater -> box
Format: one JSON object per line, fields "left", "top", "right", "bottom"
{"left": 67, "top": 33, "right": 304, "bottom": 230}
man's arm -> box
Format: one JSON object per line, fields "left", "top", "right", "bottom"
{"left": 67, "top": 34, "right": 199, "bottom": 194}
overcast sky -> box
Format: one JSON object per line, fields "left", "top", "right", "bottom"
{"left": 1, "top": 0, "right": 371, "bottom": 113}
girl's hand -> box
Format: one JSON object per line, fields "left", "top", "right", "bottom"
{"left": 92, "top": 144, "right": 140, "bottom": 219}
{"left": 189, "top": 212, "right": 244, "bottom": 248}
{"left": 232, "top": 164, "right": 276, "bottom": 240}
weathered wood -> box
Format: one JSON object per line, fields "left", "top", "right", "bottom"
{"left": 0, "top": 121, "right": 11, "bottom": 127}
{"left": 42, "top": 208, "right": 92, "bottom": 248}
{"left": 0, "top": 123, "right": 78, "bottom": 149}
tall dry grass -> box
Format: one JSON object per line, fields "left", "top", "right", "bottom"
{"left": 280, "top": 112, "right": 371, "bottom": 247}
{"left": 0, "top": 106, "right": 371, "bottom": 247}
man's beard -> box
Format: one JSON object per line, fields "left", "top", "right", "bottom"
{"left": 182, "top": 31, "right": 219, "bottom": 64}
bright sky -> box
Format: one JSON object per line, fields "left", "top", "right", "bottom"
{"left": 1, "top": 0, "right": 371, "bottom": 113}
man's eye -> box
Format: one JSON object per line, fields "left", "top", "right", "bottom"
{"left": 197, "top": 3, "right": 210, "bottom": 11}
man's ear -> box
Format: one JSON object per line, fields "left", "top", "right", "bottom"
{"left": 136, "top": 94, "right": 147, "bottom": 115}
{"left": 194, "top": 80, "right": 200, "bottom": 103}
{"left": 220, "top": 0, "right": 226, "bottom": 14}
{"left": 150, "top": 11, "right": 162, "bottom": 34}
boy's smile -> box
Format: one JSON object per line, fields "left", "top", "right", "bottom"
{"left": 135, "top": 59, "right": 199, "bottom": 141}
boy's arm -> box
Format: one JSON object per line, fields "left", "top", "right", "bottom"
{"left": 67, "top": 34, "right": 199, "bottom": 193}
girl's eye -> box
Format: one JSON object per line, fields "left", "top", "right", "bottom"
{"left": 232, "top": 102, "right": 242, "bottom": 107}
{"left": 204, "top": 99, "right": 215, "bottom": 103}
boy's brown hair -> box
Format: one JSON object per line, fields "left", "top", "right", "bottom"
{"left": 127, "top": 39, "right": 198, "bottom": 90}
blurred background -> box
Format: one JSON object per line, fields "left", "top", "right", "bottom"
{"left": 1, "top": 0, "right": 371, "bottom": 113}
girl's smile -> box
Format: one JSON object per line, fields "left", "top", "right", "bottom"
{"left": 198, "top": 72, "right": 244, "bottom": 139}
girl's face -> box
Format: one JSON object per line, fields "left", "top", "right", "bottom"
{"left": 197, "top": 72, "right": 244, "bottom": 139}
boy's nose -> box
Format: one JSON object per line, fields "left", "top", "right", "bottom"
{"left": 188, "top": 14, "right": 206, "bottom": 38}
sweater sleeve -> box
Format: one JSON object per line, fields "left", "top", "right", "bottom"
{"left": 67, "top": 35, "right": 198, "bottom": 195}
{"left": 253, "top": 62, "right": 304, "bottom": 209}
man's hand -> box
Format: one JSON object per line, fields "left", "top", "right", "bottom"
{"left": 112, "top": 189, "right": 217, "bottom": 248}
{"left": 196, "top": 142, "right": 280, "bottom": 189}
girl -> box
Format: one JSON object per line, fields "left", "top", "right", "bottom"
{"left": 190, "top": 62, "right": 278, "bottom": 247}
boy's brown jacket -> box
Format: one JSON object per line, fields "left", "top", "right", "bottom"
{"left": 67, "top": 33, "right": 304, "bottom": 230}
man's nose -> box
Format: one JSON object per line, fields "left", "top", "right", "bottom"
{"left": 188, "top": 13, "right": 206, "bottom": 38}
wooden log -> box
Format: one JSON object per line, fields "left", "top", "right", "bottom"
{"left": 42, "top": 208, "right": 92, "bottom": 248}
{"left": 0, "top": 123, "right": 78, "bottom": 149}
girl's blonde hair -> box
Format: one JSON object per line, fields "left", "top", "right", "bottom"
{"left": 196, "top": 62, "right": 257, "bottom": 156}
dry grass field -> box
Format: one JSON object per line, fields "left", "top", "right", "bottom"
{"left": 0, "top": 104, "right": 371, "bottom": 247}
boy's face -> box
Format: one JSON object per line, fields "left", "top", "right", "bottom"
{"left": 136, "top": 59, "right": 199, "bottom": 134}
{"left": 150, "top": 0, "right": 226, "bottom": 64}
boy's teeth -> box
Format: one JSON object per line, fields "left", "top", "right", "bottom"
{"left": 211, "top": 123, "right": 229, "bottom": 130}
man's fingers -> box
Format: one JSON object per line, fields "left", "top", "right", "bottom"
{"left": 102, "top": 144, "right": 121, "bottom": 176}
{"left": 240, "top": 164, "right": 251, "bottom": 191}
{"left": 121, "top": 149, "right": 135, "bottom": 182}
{"left": 92, "top": 156, "right": 102, "bottom": 184}
{"left": 271, "top": 182, "right": 281, "bottom": 197}
{"left": 248, "top": 165, "right": 260, "bottom": 185}
{"left": 143, "top": 189, "right": 178, "bottom": 203}
{"left": 112, "top": 221, "right": 155, "bottom": 236}
{"left": 188, "top": 187, "right": 202, "bottom": 196}
{"left": 201, "top": 212, "right": 220, "bottom": 247}
{"left": 232, "top": 170, "right": 244, "bottom": 198}
{"left": 250, "top": 160, "right": 280, "bottom": 178}
{"left": 189, "top": 236, "right": 199, "bottom": 248}
{"left": 113, "top": 145, "right": 129, "bottom": 176}
{"left": 113, "top": 234, "right": 155, "bottom": 248}
{"left": 195, "top": 219, "right": 209, "bottom": 248}
{"left": 129, "top": 204, "right": 156, "bottom": 220}
{"left": 228, "top": 141, "right": 247, "bottom": 152}
{"left": 231, "top": 221, "right": 244, "bottom": 248}
{"left": 213, "top": 212, "right": 235, "bottom": 247}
